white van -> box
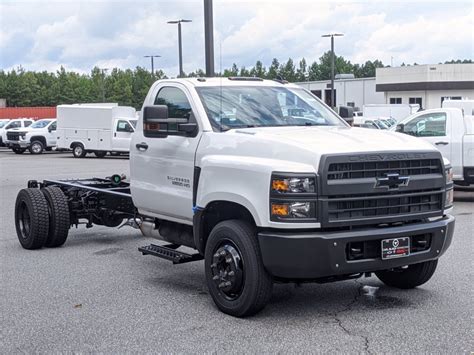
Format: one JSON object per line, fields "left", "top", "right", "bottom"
{"left": 56, "top": 104, "right": 137, "bottom": 158}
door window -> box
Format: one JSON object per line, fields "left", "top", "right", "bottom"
{"left": 6, "top": 121, "right": 21, "bottom": 129}
{"left": 116, "top": 120, "right": 133, "bottom": 132}
{"left": 154, "top": 87, "right": 192, "bottom": 119}
{"left": 49, "top": 121, "right": 57, "bottom": 131}
{"left": 403, "top": 112, "right": 447, "bottom": 137}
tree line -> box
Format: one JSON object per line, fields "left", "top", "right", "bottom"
{"left": 0, "top": 52, "right": 471, "bottom": 110}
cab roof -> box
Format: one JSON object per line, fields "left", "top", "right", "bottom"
{"left": 153, "top": 77, "right": 302, "bottom": 89}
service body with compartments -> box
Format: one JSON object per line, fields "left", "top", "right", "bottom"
{"left": 56, "top": 103, "right": 137, "bottom": 158}
{"left": 15, "top": 78, "right": 455, "bottom": 317}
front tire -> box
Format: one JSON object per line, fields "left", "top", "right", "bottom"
{"left": 205, "top": 220, "right": 273, "bottom": 317}
{"left": 72, "top": 144, "right": 86, "bottom": 158}
{"left": 15, "top": 188, "right": 50, "bottom": 249}
{"left": 42, "top": 186, "right": 70, "bottom": 248}
{"left": 29, "top": 141, "right": 44, "bottom": 154}
{"left": 13, "top": 148, "right": 26, "bottom": 154}
{"left": 376, "top": 260, "right": 438, "bottom": 289}
{"left": 94, "top": 151, "right": 107, "bottom": 158}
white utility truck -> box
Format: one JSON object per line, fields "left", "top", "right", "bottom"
{"left": 56, "top": 104, "right": 137, "bottom": 158}
{"left": 394, "top": 107, "right": 474, "bottom": 185}
{"left": 5, "top": 119, "right": 57, "bottom": 154}
{"left": 363, "top": 104, "right": 420, "bottom": 122}
{"left": 14, "top": 78, "right": 455, "bottom": 317}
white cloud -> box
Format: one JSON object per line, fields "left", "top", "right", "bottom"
{"left": 0, "top": 0, "right": 472, "bottom": 74}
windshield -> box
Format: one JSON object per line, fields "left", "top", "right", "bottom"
{"left": 31, "top": 120, "right": 52, "bottom": 129}
{"left": 196, "top": 86, "right": 345, "bottom": 130}
{"left": 0, "top": 121, "right": 10, "bottom": 128}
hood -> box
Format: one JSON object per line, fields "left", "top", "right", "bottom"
{"left": 7, "top": 127, "right": 31, "bottom": 134}
{"left": 232, "top": 126, "right": 437, "bottom": 155}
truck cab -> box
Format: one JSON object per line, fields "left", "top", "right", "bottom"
{"left": 6, "top": 119, "right": 57, "bottom": 154}
{"left": 394, "top": 108, "right": 474, "bottom": 185}
{"left": 0, "top": 118, "right": 34, "bottom": 147}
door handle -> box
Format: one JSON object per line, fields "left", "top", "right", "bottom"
{"left": 114, "top": 132, "right": 117, "bottom": 137}
{"left": 135, "top": 142, "right": 148, "bottom": 151}
{"left": 435, "top": 141, "right": 449, "bottom": 145}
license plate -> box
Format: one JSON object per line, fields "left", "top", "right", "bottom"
{"left": 381, "top": 237, "right": 410, "bottom": 260}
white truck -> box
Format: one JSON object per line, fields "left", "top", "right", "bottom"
{"left": 442, "top": 99, "right": 474, "bottom": 116}
{"left": 363, "top": 104, "right": 420, "bottom": 122}
{"left": 394, "top": 107, "right": 474, "bottom": 186}
{"left": 56, "top": 104, "right": 137, "bottom": 158}
{"left": 14, "top": 78, "right": 455, "bottom": 317}
{"left": 5, "top": 119, "right": 57, "bottom": 154}
{"left": 0, "top": 118, "right": 34, "bottom": 147}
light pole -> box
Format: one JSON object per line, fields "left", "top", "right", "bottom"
{"left": 100, "top": 68, "right": 109, "bottom": 102}
{"left": 144, "top": 55, "right": 161, "bottom": 77}
{"left": 167, "top": 19, "right": 192, "bottom": 77}
{"left": 321, "top": 33, "right": 344, "bottom": 109}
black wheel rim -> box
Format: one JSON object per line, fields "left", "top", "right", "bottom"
{"left": 18, "top": 202, "right": 31, "bottom": 239}
{"left": 210, "top": 240, "right": 245, "bottom": 301}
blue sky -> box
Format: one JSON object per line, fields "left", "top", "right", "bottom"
{"left": 0, "top": 0, "right": 473, "bottom": 76}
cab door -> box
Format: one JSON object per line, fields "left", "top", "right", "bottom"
{"left": 47, "top": 121, "right": 57, "bottom": 146}
{"left": 131, "top": 84, "right": 201, "bottom": 223}
{"left": 112, "top": 119, "right": 134, "bottom": 151}
{"left": 400, "top": 111, "right": 452, "bottom": 161}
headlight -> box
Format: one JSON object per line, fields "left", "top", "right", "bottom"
{"left": 271, "top": 176, "right": 315, "bottom": 193}
{"left": 270, "top": 173, "right": 317, "bottom": 222}
{"left": 445, "top": 167, "right": 453, "bottom": 184}
{"left": 271, "top": 201, "right": 315, "bottom": 219}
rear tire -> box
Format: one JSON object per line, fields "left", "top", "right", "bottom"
{"left": 13, "top": 148, "right": 26, "bottom": 154}
{"left": 94, "top": 151, "right": 107, "bottom": 158}
{"left": 15, "top": 188, "right": 50, "bottom": 249}
{"left": 376, "top": 260, "right": 438, "bottom": 289}
{"left": 42, "top": 186, "right": 70, "bottom": 248}
{"left": 29, "top": 141, "right": 44, "bottom": 154}
{"left": 205, "top": 219, "right": 273, "bottom": 317}
{"left": 72, "top": 144, "right": 86, "bottom": 158}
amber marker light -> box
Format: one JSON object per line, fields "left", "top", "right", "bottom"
{"left": 271, "top": 203, "right": 289, "bottom": 216}
{"left": 272, "top": 179, "right": 289, "bottom": 192}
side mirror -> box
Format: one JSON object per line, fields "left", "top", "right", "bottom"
{"left": 143, "top": 105, "right": 198, "bottom": 138}
{"left": 396, "top": 124, "right": 404, "bottom": 133}
{"left": 143, "top": 105, "right": 170, "bottom": 138}
{"left": 339, "top": 106, "right": 354, "bottom": 125}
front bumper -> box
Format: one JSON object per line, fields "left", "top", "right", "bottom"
{"left": 258, "top": 214, "right": 455, "bottom": 280}
{"left": 6, "top": 141, "right": 29, "bottom": 148}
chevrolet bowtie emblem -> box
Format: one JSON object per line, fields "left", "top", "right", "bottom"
{"left": 375, "top": 173, "right": 410, "bottom": 190}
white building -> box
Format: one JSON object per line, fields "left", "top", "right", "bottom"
{"left": 296, "top": 63, "right": 474, "bottom": 111}
{"left": 296, "top": 77, "right": 383, "bottom": 111}
{"left": 376, "top": 64, "right": 474, "bottom": 109}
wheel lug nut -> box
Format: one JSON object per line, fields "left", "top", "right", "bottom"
{"left": 228, "top": 271, "right": 235, "bottom": 276}
{"left": 225, "top": 257, "right": 232, "bottom": 263}
{"left": 224, "top": 281, "right": 231, "bottom": 287}
{"left": 220, "top": 250, "right": 226, "bottom": 256}
{"left": 212, "top": 275, "right": 219, "bottom": 281}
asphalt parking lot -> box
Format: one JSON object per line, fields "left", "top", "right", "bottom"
{"left": 1, "top": 148, "right": 473, "bottom": 353}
